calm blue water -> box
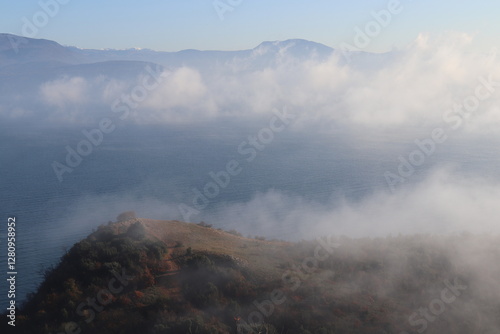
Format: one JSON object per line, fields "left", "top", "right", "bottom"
{"left": 1, "top": 120, "right": 500, "bottom": 307}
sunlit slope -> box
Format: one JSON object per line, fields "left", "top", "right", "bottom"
{"left": 7, "top": 217, "right": 500, "bottom": 334}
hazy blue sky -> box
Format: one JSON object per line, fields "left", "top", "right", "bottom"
{"left": 2, "top": 0, "right": 500, "bottom": 52}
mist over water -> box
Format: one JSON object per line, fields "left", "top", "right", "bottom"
{"left": 2, "top": 119, "right": 500, "bottom": 306}
{"left": 2, "top": 32, "right": 500, "bottom": 311}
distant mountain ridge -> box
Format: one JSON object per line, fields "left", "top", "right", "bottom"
{"left": 0, "top": 33, "right": 347, "bottom": 98}
{"left": 0, "top": 33, "right": 394, "bottom": 123}
{"left": 0, "top": 33, "right": 335, "bottom": 69}
{"left": 0, "top": 33, "right": 79, "bottom": 66}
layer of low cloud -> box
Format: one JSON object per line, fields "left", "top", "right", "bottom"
{"left": 2, "top": 32, "right": 500, "bottom": 133}
{"left": 204, "top": 167, "right": 500, "bottom": 240}
{"left": 48, "top": 166, "right": 500, "bottom": 243}
{"left": 40, "top": 76, "right": 89, "bottom": 108}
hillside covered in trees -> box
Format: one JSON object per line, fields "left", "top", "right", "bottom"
{"left": 4, "top": 216, "right": 500, "bottom": 334}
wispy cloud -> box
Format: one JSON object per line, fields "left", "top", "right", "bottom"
{"left": 40, "top": 76, "right": 89, "bottom": 108}
{"left": 46, "top": 165, "right": 500, "bottom": 242}
{"left": 4, "top": 32, "right": 492, "bottom": 132}
{"left": 201, "top": 167, "right": 500, "bottom": 240}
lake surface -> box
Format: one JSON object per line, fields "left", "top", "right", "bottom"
{"left": 1, "top": 120, "right": 500, "bottom": 306}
